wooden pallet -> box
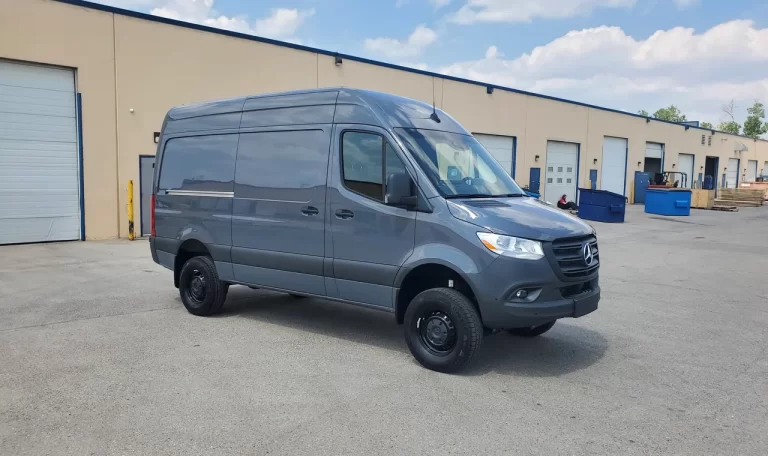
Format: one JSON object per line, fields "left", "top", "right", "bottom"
{"left": 714, "top": 199, "right": 762, "bottom": 207}
{"left": 717, "top": 188, "right": 764, "bottom": 205}
{"left": 710, "top": 205, "right": 739, "bottom": 212}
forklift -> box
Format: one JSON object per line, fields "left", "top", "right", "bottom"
{"left": 650, "top": 171, "right": 688, "bottom": 189}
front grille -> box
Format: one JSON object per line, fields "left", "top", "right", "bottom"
{"left": 551, "top": 235, "right": 599, "bottom": 279}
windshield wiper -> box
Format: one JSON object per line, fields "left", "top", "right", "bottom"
{"left": 494, "top": 193, "right": 525, "bottom": 197}
{"left": 444, "top": 194, "right": 497, "bottom": 199}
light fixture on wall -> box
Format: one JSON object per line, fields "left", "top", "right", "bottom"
{"left": 646, "top": 118, "right": 650, "bottom": 123}
{"left": 487, "top": 86, "right": 494, "bottom": 94}
{"left": 334, "top": 54, "right": 343, "bottom": 66}
{"left": 700, "top": 165, "right": 704, "bottom": 170}
{"left": 535, "top": 155, "right": 539, "bottom": 162}
{"left": 638, "top": 161, "right": 642, "bottom": 167}
{"left": 153, "top": 132, "right": 160, "bottom": 144}
{"left": 672, "top": 164, "right": 676, "bottom": 168}
{"left": 593, "top": 158, "right": 598, "bottom": 165}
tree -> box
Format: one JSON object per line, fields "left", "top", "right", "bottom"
{"left": 717, "top": 121, "right": 741, "bottom": 135}
{"left": 721, "top": 99, "right": 737, "bottom": 122}
{"left": 653, "top": 105, "right": 687, "bottom": 122}
{"left": 638, "top": 109, "right": 650, "bottom": 117}
{"left": 700, "top": 122, "right": 713, "bottom": 129}
{"left": 743, "top": 101, "right": 768, "bottom": 139}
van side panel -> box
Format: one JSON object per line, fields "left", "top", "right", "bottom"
{"left": 154, "top": 132, "right": 238, "bottom": 262}
{"left": 231, "top": 126, "right": 333, "bottom": 295}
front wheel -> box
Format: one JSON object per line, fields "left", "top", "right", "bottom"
{"left": 404, "top": 288, "right": 482, "bottom": 373}
{"left": 179, "top": 256, "right": 228, "bottom": 316}
{"left": 507, "top": 321, "right": 556, "bottom": 337}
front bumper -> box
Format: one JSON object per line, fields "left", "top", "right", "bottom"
{"left": 471, "top": 255, "right": 600, "bottom": 329}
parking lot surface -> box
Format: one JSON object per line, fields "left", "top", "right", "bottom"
{"left": 1, "top": 205, "right": 767, "bottom": 455}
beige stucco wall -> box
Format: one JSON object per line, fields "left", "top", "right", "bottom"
{"left": 0, "top": 0, "right": 119, "bottom": 240}
{"left": 3, "top": 0, "right": 768, "bottom": 239}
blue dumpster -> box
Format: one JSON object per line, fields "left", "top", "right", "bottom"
{"left": 577, "top": 188, "right": 626, "bottom": 223}
{"left": 644, "top": 188, "right": 691, "bottom": 216}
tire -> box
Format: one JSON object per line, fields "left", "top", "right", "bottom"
{"left": 404, "top": 288, "right": 482, "bottom": 373}
{"left": 178, "top": 256, "right": 228, "bottom": 316}
{"left": 507, "top": 320, "right": 556, "bottom": 337}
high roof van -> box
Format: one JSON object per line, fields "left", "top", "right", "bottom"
{"left": 150, "top": 88, "right": 600, "bottom": 372}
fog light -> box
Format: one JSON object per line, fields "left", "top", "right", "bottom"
{"left": 514, "top": 289, "right": 528, "bottom": 299}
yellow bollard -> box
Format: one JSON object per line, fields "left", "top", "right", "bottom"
{"left": 127, "top": 180, "right": 135, "bottom": 240}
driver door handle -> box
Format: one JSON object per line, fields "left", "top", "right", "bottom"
{"left": 335, "top": 209, "right": 354, "bottom": 220}
{"left": 301, "top": 206, "right": 319, "bottom": 216}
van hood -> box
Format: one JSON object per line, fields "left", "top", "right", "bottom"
{"left": 446, "top": 197, "right": 594, "bottom": 242}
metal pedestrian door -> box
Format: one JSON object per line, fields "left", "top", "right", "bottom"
{"left": 139, "top": 156, "right": 155, "bottom": 236}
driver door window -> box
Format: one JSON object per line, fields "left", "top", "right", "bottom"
{"left": 341, "top": 131, "right": 407, "bottom": 202}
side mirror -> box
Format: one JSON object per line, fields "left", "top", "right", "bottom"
{"left": 385, "top": 173, "right": 417, "bottom": 208}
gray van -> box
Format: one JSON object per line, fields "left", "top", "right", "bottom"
{"left": 150, "top": 88, "right": 600, "bottom": 372}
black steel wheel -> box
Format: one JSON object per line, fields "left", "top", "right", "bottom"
{"left": 404, "top": 288, "right": 482, "bottom": 373}
{"left": 418, "top": 310, "right": 457, "bottom": 355}
{"left": 179, "top": 256, "right": 228, "bottom": 316}
{"left": 507, "top": 320, "right": 556, "bottom": 337}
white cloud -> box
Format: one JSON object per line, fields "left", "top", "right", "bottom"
{"left": 449, "top": 0, "right": 636, "bottom": 24}
{"left": 430, "top": 0, "right": 452, "bottom": 8}
{"left": 395, "top": 0, "right": 409, "bottom": 7}
{"left": 254, "top": 8, "right": 315, "bottom": 39}
{"left": 437, "top": 20, "right": 768, "bottom": 125}
{"left": 673, "top": 0, "right": 699, "bottom": 9}
{"left": 99, "top": 0, "right": 313, "bottom": 42}
{"left": 364, "top": 25, "right": 439, "bottom": 58}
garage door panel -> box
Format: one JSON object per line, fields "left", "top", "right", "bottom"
{"left": 0, "top": 61, "right": 79, "bottom": 244}
{"left": 544, "top": 141, "right": 578, "bottom": 203}
{"left": 0, "top": 63, "right": 75, "bottom": 92}
{"left": 0, "top": 98, "right": 76, "bottom": 118}
{"left": 601, "top": 136, "right": 627, "bottom": 195}
{"left": 0, "top": 217, "right": 80, "bottom": 244}
{"left": 726, "top": 158, "right": 738, "bottom": 188}
{"left": 474, "top": 134, "right": 515, "bottom": 175}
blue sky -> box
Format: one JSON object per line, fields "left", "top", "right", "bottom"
{"left": 98, "top": 0, "right": 768, "bottom": 128}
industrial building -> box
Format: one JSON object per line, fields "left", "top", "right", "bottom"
{"left": 1, "top": 0, "right": 767, "bottom": 244}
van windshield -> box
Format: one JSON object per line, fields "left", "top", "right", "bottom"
{"left": 394, "top": 128, "right": 524, "bottom": 198}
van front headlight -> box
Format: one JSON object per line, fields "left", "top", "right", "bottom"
{"left": 476, "top": 232, "right": 544, "bottom": 260}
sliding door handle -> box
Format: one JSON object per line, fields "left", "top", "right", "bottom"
{"left": 301, "top": 206, "right": 319, "bottom": 216}
{"left": 335, "top": 209, "right": 354, "bottom": 220}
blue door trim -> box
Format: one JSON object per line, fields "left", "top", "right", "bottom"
{"left": 512, "top": 136, "right": 517, "bottom": 178}
{"left": 76, "top": 93, "right": 85, "bottom": 241}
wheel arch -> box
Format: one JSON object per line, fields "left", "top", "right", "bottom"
{"left": 174, "top": 238, "right": 211, "bottom": 288}
{"left": 394, "top": 260, "right": 481, "bottom": 325}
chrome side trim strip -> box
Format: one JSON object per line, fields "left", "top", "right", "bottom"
{"left": 166, "top": 190, "right": 234, "bottom": 198}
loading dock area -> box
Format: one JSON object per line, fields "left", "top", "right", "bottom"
{"left": 2, "top": 205, "right": 767, "bottom": 455}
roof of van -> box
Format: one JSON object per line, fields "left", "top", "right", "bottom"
{"left": 165, "top": 88, "right": 468, "bottom": 135}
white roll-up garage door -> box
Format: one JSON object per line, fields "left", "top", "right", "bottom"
{"left": 0, "top": 60, "right": 80, "bottom": 244}
{"left": 726, "top": 158, "right": 739, "bottom": 188}
{"left": 544, "top": 141, "right": 578, "bottom": 204}
{"left": 678, "top": 154, "right": 694, "bottom": 188}
{"left": 746, "top": 160, "right": 757, "bottom": 183}
{"left": 601, "top": 136, "right": 627, "bottom": 195}
{"left": 474, "top": 133, "right": 515, "bottom": 177}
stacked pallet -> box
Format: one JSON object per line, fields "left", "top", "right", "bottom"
{"left": 714, "top": 188, "right": 765, "bottom": 207}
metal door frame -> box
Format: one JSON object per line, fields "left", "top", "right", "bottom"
{"left": 138, "top": 154, "right": 155, "bottom": 236}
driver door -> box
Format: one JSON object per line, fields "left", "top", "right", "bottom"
{"left": 327, "top": 124, "right": 417, "bottom": 308}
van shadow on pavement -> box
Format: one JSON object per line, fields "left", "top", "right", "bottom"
{"left": 213, "top": 286, "right": 608, "bottom": 377}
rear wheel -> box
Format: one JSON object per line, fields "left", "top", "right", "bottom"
{"left": 404, "top": 288, "right": 482, "bottom": 373}
{"left": 507, "top": 320, "right": 556, "bottom": 337}
{"left": 179, "top": 256, "right": 228, "bottom": 316}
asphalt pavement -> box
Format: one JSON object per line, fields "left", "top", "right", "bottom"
{"left": 1, "top": 205, "right": 767, "bottom": 455}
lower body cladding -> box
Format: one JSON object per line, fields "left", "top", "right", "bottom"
{"left": 472, "top": 255, "right": 600, "bottom": 329}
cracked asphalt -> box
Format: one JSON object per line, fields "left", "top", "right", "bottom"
{"left": 1, "top": 205, "right": 767, "bottom": 455}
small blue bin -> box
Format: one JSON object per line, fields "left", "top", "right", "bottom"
{"left": 644, "top": 188, "right": 691, "bottom": 216}
{"left": 577, "top": 188, "right": 626, "bottom": 223}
